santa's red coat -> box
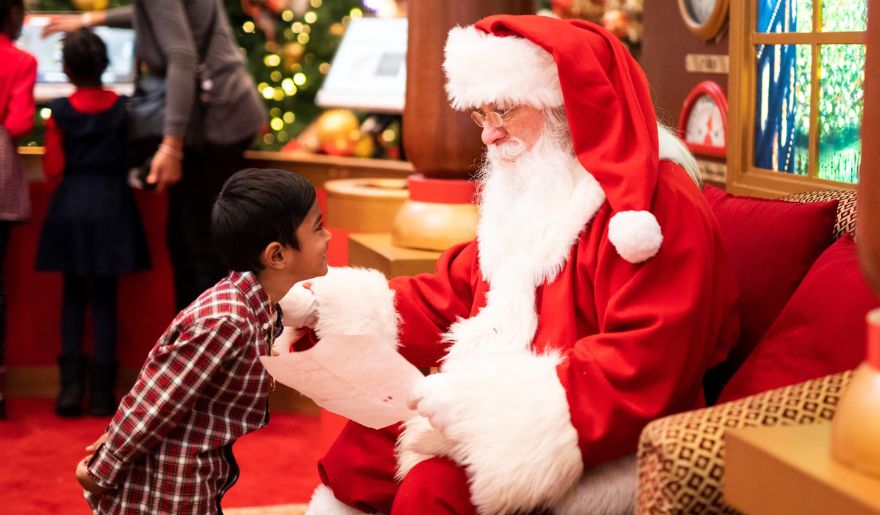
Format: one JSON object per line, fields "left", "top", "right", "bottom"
{"left": 301, "top": 161, "right": 740, "bottom": 513}
{"left": 393, "top": 161, "right": 738, "bottom": 462}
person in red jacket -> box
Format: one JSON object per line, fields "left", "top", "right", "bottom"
{"left": 292, "top": 15, "right": 741, "bottom": 515}
{"left": 0, "top": 0, "right": 36, "bottom": 419}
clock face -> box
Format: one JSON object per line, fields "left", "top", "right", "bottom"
{"left": 685, "top": 0, "right": 719, "bottom": 24}
{"left": 685, "top": 95, "right": 725, "bottom": 148}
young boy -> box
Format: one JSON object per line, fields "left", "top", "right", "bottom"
{"left": 75, "top": 168, "right": 331, "bottom": 513}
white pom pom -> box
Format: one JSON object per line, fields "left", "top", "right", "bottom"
{"left": 608, "top": 210, "right": 662, "bottom": 263}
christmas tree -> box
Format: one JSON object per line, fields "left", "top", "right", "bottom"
{"left": 227, "top": 0, "right": 363, "bottom": 150}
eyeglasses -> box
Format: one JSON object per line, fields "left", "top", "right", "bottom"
{"left": 470, "top": 106, "right": 520, "bottom": 128}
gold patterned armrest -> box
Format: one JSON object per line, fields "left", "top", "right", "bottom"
{"left": 782, "top": 189, "right": 857, "bottom": 239}
{"left": 636, "top": 371, "right": 853, "bottom": 514}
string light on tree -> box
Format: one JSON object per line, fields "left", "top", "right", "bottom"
{"left": 225, "top": 0, "right": 366, "bottom": 150}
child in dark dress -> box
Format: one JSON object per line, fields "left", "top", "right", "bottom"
{"left": 36, "top": 28, "right": 149, "bottom": 418}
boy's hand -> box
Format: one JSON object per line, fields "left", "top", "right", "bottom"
{"left": 279, "top": 283, "right": 318, "bottom": 329}
{"left": 75, "top": 456, "right": 110, "bottom": 496}
{"left": 86, "top": 433, "right": 109, "bottom": 453}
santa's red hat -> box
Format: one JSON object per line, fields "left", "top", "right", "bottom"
{"left": 443, "top": 15, "right": 662, "bottom": 263}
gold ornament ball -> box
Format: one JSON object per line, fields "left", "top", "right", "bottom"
{"left": 316, "top": 109, "right": 359, "bottom": 147}
{"left": 73, "top": 0, "right": 108, "bottom": 10}
{"left": 352, "top": 135, "right": 376, "bottom": 158}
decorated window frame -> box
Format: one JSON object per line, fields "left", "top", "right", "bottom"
{"left": 727, "top": 0, "right": 866, "bottom": 197}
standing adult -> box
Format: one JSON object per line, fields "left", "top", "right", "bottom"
{"left": 0, "top": 0, "right": 36, "bottom": 419}
{"left": 45, "top": 0, "right": 267, "bottom": 310}
{"left": 290, "top": 15, "right": 740, "bottom": 514}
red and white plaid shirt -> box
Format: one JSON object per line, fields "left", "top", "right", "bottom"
{"left": 86, "top": 271, "right": 281, "bottom": 514}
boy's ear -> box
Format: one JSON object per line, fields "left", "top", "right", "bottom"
{"left": 260, "top": 241, "right": 289, "bottom": 270}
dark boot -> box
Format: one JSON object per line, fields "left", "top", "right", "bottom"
{"left": 56, "top": 353, "right": 87, "bottom": 417}
{"left": 88, "top": 361, "right": 118, "bottom": 416}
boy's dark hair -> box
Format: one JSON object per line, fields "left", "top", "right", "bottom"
{"left": 62, "top": 28, "right": 109, "bottom": 85}
{"left": 212, "top": 168, "right": 317, "bottom": 273}
{"left": 0, "top": 0, "right": 23, "bottom": 28}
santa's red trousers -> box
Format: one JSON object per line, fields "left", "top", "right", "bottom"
{"left": 318, "top": 421, "right": 478, "bottom": 514}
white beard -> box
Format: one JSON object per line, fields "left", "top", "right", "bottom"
{"left": 438, "top": 131, "right": 607, "bottom": 368}
{"left": 476, "top": 132, "right": 596, "bottom": 287}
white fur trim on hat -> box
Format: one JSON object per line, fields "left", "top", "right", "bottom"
{"left": 443, "top": 25, "right": 563, "bottom": 110}
{"left": 608, "top": 210, "right": 663, "bottom": 263}
{"left": 305, "top": 484, "right": 374, "bottom": 515}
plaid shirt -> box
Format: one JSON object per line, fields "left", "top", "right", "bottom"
{"left": 86, "top": 271, "right": 282, "bottom": 514}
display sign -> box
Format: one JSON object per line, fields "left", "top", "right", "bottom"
{"left": 685, "top": 54, "right": 729, "bottom": 74}
{"left": 17, "top": 15, "right": 136, "bottom": 101}
{"left": 316, "top": 17, "right": 407, "bottom": 114}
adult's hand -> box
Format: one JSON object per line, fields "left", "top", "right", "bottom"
{"left": 408, "top": 373, "right": 456, "bottom": 436}
{"left": 279, "top": 283, "right": 318, "bottom": 329}
{"left": 41, "top": 11, "right": 106, "bottom": 37}
{"left": 147, "top": 137, "right": 185, "bottom": 192}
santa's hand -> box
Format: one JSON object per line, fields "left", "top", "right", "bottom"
{"left": 279, "top": 283, "right": 317, "bottom": 328}
{"left": 408, "top": 373, "right": 456, "bottom": 435}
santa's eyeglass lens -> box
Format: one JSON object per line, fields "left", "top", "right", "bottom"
{"left": 471, "top": 106, "right": 520, "bottom": 128}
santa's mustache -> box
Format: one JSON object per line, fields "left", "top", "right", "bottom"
{"left": 488, "top": 137, "right": 528, "bottom": 162}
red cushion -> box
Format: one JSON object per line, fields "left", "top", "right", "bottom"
{"left": 701, "top": 186, "right": 838, "bottom": 399}
{"left": 718, "top": 234, "right": 877, "bottom": 403}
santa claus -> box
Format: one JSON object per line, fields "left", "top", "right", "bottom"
{"left": 288, "top": 14, "right": 740, "bottom": 515}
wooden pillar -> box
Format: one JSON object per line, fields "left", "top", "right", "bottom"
{"left": 403, "top": 0, "right": 534, "bottom": 179}
{"left": 393, "top": 0, "right": 534, "bottom": 250}
{"left": 859, "top": 3, "right": 880, "bottom": 297}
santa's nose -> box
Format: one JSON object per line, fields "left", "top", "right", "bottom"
{"left": 481, "top": 124, "right": 507, "bottom": 146}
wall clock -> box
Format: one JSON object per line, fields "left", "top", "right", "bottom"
{"left": 678, "top": 81, "right": 728, "bottom": 158}
{"left": 677, "top": 0, "right": 729, "bottom": 40}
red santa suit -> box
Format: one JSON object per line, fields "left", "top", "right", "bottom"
{"left": 299, "top": 15, "right": 740, "bottom": 515}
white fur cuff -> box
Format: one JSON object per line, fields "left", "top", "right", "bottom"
{"left": 417, "top": 352, "right": 583, "bottom": 514}
{"left": 305, "top": 485, "right": 375, "bottom": 515}
{"left": 309, "top": 267, "right": 399, "bottom": 351}
{"left": 608, "top": 210, "right": 663, "bottom": 263}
